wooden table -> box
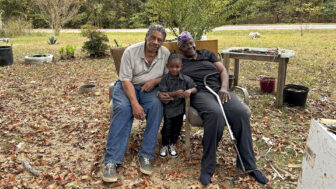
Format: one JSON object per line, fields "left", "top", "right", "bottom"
{"left": 221, "top": 47, "right": 295, "bottom": 108}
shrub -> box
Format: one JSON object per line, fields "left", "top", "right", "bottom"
{"left": 59, "top": 44, "right": 76, "bottom": 59}
{"left": 48, "top": 36, "right": 57, "bottom": 45}
{"left": 0, "top": 17, "right": 32, "bottom": 37}
{"left": 81, "top": 25, "right": 110, "bottom": 57}
{"left": 66, "top": 45, "right": 76, "bottom": 57}
{"left": 59, "top": 47, "right": 64, "bottom": 56}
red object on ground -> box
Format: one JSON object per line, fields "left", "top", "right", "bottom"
{"left": 260, "top": 77, "right": 276, "bottom": 93}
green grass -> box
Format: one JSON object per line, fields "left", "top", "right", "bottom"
{"left": 1, "top": 29, "right": 335, "bottom": 188}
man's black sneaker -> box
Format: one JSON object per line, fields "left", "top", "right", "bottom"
{"left": 102, "top": 163, "right": 118, "bottom": 182}
{"left": 138, "top": 156, "right": 153, "bottom": 175}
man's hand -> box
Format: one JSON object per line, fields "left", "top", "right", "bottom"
{"left": 218, "top": 87, "right": 231, "bottom": 104}
{"left": 158, "top": 92, "right": 173, "bottom": 104}
{"left": 141, "top": 79, "right": 157, "bottom": 92}
{"left": 131, "top": 103, "right": 146, "bottom": 120}
{"left": 175, "top": 89, "right": 185, "bottom": 98}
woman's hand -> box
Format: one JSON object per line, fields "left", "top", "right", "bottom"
{"left": 218, "top": 87, "right": 231, "bottom": 104}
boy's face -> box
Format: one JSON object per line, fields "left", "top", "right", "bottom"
{"left": 167, "top": 59, "right": 182, "bottom": 76}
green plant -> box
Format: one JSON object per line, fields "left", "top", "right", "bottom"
{"left": 48, "top": 36, "right": 57, "bottom": 44}
{"left": 295, "top": 3, "right": 322, "bottom": 36}
{"left": 65, "top": 44, "right": 76, "bottom": 57}
{"left": 81, "top": 25, "right": 110, "bottom": 57}
{"left": 0, "top": 16, "right": 32, "bottom": 37}
{"left": 146, "top": 0, "right": 227, "bottom": 40}
{"left": 59, "top": 47, "right": 64, "bottom": 55}
{"left": 59, "top": 44, "right": 76, "bottom": 59}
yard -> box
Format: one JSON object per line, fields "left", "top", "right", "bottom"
{"left": 0, "top": 29, "right": 335, "bottom": 188}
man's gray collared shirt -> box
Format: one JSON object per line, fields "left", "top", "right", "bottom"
{"left": 119, "top": 41, "right": 170, "bottom": 84}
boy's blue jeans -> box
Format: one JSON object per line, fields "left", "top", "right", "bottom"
{"left": 104, "top": 80, "right": 163, "bottom": 165}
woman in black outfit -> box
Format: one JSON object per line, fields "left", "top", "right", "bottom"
{"left": 159, "top": 31, "right": 268, "bottom": 186}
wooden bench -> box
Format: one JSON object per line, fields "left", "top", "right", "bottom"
{"left": 109, "top": 41, "right": 251, "bottom": 159}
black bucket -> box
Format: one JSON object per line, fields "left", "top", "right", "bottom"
{"left": 228, "top": 74, "right": 235, "bottom": 89}
{"left": 0, "top": 46, "right": 13, "bottom": 66}
{"left": 283, "top": 84, "right": 309, "bottom": 107}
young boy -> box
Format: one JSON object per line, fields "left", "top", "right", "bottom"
{"left": 158, "top": 53, "right": 197, "bottom": 158}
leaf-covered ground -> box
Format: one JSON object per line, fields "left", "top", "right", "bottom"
{"left": 1, "top": 29, "right": 335, "bottom": 188}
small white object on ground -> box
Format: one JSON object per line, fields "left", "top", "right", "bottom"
{"left": 262, "top": 136, "right": 274, "bottom": 146}
{"left": 249, "top": 32, "right": 261, "bottom": 39}
{"left": 24, "top": 54, "right": 54, "bottom": 64}
{"left": 22, "top": 160, "right": 40, "bottom": 176}
{"left": 16, "top": 142, "right": 25, "bottom": 149}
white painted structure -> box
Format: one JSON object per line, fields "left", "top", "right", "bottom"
{"left": 297, "top": 119, "right": 336, "bottom": 189}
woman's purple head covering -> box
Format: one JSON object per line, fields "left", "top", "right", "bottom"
{"left": 177, "top": 31, "right": 194, "bottom": 48}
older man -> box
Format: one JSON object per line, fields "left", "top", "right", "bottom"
{"left": 103, "top": 25, "right": 170, "bottom": 182}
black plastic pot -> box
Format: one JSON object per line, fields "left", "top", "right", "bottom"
{"left": 0, "top": 46, "right": 13, "bottom": 66}
{"left": 283, "top": 84, "right": 309, "bottom": 106}
{"left": 229, "top": 74, "right": 235, "bottom": 89}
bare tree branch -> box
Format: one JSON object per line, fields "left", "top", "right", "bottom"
{"left": 35, "top": 0, "right": 81, "bottom": 35}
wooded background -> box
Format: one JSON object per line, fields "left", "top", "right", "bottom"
{"left": 0, "top": 0, "right": 335, "bottom": 30}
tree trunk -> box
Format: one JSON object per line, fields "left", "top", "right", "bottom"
{"left": 54, "top": 16, "right": 60, "bottom": 36}
{"left": 0, "top": 14, "right": 2, "bottom": 31}
{"left": 54, "top": 27, "right": 60, "bottom": 36}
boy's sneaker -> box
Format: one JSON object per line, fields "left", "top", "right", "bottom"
{"left": 102, "top": 163, "right": 118, "bottom": 182}
{"left": 138, "top": 156, "right": 153, "bottom": 175}
{"left": 159, "top": 145, "right": 169, "bottom": 158}
{"left": 169, "top": 144, "right": 178, "bottom": 158}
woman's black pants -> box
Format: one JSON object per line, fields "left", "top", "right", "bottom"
{"left": 191, "top": 91, "right": 257, "bottom": 176}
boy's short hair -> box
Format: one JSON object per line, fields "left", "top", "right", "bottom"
{"left": 167, "top": 52, "right": 182, "bottom": 65}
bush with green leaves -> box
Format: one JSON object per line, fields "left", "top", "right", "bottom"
{"left": 59, "top": 44, "right": 76, "bottom": 59}
{"left": 81, "top": 25, "right": 110, "bottom": 57}
{"left": 48, "top": 36, "right": 57, "bottom": 45}
{"left": 146, "top": 0, "right": 227, "bottom": 40}
{"left": 0, "top": 17, "right": 32, "bottom": 37}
